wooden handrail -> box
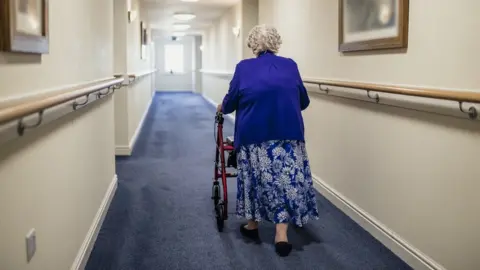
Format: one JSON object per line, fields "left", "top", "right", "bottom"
{"left": 113, "top": 70, "right": 156, "bottom": 85}
{"left": 200, "top": 69, "right": 233, "bottom": 76}
{"left": 0, "top": 77, "right": 124, "bottom": 126}
{"left": 303, "top": 78, "right": 480, "bottom": 103}
{"left": 303, "top": 78, "right": 480, "bottom": 119}
{"left": 133, "top": 69, "right": 157, "bottom": 78}
{"left": 199, "top": 70, "right": 480, "bottom": 118}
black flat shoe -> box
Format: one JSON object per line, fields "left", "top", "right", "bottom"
{"left": 239, "top": 224, "right": 259, "bottom": 240}
{"left": 275, "top": 241, "right": 293, "bottom": 257}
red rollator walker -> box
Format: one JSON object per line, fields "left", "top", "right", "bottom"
{"left": 212, "top": 111, "right": 237, "bottom": 232}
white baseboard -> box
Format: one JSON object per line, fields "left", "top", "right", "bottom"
{"left": 311, "top": 174, "right": 445, "bottom": 270}
{"left": 129, "top": 98, "right": 152, "bottom": 149}
{"left": 201, "top": 92, "right": 443, "bottom": 270}
{"left": 115, "top": 145, "right": 132, "bottom": 156}
{"left": 201, "top": 94, "right": 235, "bottom": 122}
{"left": 115, "top": 98, "right": 153, "bottom": 156}
{"left": 70, "top": 174, "right": 118, "bottom": 270}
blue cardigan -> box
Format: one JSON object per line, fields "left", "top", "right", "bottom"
{"left": 221, "top": 51, "right": 310, "bottom": 149}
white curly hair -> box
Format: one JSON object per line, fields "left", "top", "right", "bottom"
{"left": 246, "top": 24, "right": 282, "bottom": 56}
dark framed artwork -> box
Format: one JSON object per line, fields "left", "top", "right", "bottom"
{"left": 140, "top": 21, "right": 146, "bottom": 59}
{"left": 339, "top": 0, "right": 409, "bottom": 52}
{"left": 0, "top": 0, "right": 49, "bottom": 54}
{"left": 142, "top": 28, "right": 148, "bottom": 45}
{"left": 140, "top": 21, "right": 145, "bottom": 44}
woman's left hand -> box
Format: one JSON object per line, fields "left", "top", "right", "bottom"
{"left": 217, "top": 104, "right": 222, "bottom": 112}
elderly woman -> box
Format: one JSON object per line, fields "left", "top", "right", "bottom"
{"left": 217, "top": 24, "right": 319, "bottom": 257}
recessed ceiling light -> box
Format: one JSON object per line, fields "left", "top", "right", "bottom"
{"left": 173, "top": 24, "right": 191, "bottom": 30}
{"left": 173, "top": 13, "right": 196, "bottom": 21}
{"left": 173, "top": 32, "right": 186, "bottom": 37}
{"left": 181, "top": 0, "right": 199, "bottom": 2}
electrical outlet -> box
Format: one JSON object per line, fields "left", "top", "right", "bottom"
{"left": 25, "top": 229, "right": 36, "bottom": 263}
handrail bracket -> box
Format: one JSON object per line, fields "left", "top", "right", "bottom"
{"left": 17, "top": 110, "right": 44, "bottom": 136}
{"left": 73, "top": 94, "right": 90, "bottom": 110}
{"left": 96, "top": 89, "right": 109, "bottom": 99}
{"left": 459, "top": 102, "right": 478, "bottom": 119}
{"left": 113, "top": 83, "right": 123, "bottom": 90}
{"left": 318, "top": 84, "right": 329, "bottom": 94}
{"left": 367, "top": 90, "right": 380, "bottom": 103}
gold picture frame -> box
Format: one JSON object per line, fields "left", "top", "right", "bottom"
{"left": 0, "top": 0, "right": 49, "bottom": 54}
{"left": 339, "top": 0, "right": 409, "bottom": 52}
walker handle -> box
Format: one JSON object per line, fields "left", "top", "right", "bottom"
{"left": 215, "top": 111, "right": 224, "bottom": 124}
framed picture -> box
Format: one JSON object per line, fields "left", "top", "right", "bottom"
{"left": 140, "top": 21, "right": 146, "bottom": 59}
{"left": 142, "top": 28, "right": 148, "bottom": 45}
{"left": 0, "top": 0, "right": 49, "bottom": 54}
{"left": 339, "top": 0, "right": 409, "bottom": 52}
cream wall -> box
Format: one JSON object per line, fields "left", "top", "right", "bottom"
{"left": 127, "top": 76, "right": 153, "bottom": 142}
{"left": 241, "top": 0, "right": 258, "bottom": 59}
{"left": 114, "top": 0, "right": 155, "bottom": 155}
{"left": 192, "top": 36, "right": 203, "bottom": 93}
{"left": 114, "top": 0, "right": 130, "bottom": 149}
{"left": 0, "top": 0, "right": 115, "bottom": 270}
{"left": 201, "top": 2, "right": 244, "bottom": 103}
{"left": 202, "top": 1, "right": 480, "bottom": 270}
{"left": 202, "top": 3, "right": 243, "bottom": 71}
{"left": 150, "top": 41, "right": 157, "bottom": 94}
{"left": 126, "top": 1, "right": 155, "bottom": 148}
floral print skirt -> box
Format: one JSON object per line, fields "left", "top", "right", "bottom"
{"left": 236, "top": 140, "right": 320, "bottom": 226}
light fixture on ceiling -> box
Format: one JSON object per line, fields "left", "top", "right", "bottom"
{"left": 173, "top": 32, "right": 186, "bottom": 37}
{"left": 173, "top": 12, "right": 196, "bottom": 21}
{"left": 173, "top": 23, "right": 191, "bottom": 31}
{"left": 181, "top": 0, "right": 199, "bottom": 2}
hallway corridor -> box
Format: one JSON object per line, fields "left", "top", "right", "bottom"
{"left": 85, "top": 92, "right": 411, "bottom": 270}
{"left": 1, "top": 1, "right": 479, "bottom": 269}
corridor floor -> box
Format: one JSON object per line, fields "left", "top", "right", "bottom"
{"left": 86, "top": 92, "right": 412, "bottom": 270}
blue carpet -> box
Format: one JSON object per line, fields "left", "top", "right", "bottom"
{"left": 85, "top": 92, "right": 412, "bottom": 270}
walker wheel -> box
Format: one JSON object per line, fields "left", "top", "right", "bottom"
{"left": 212, "top": 183, "right": 220, "bottom": 206}
{"left": 215, "top": 203, "right": 224, "bottom": 232}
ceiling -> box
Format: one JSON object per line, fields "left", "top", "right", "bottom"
{"left": 143, "top": 0, "right": 240, "bottom": 36}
